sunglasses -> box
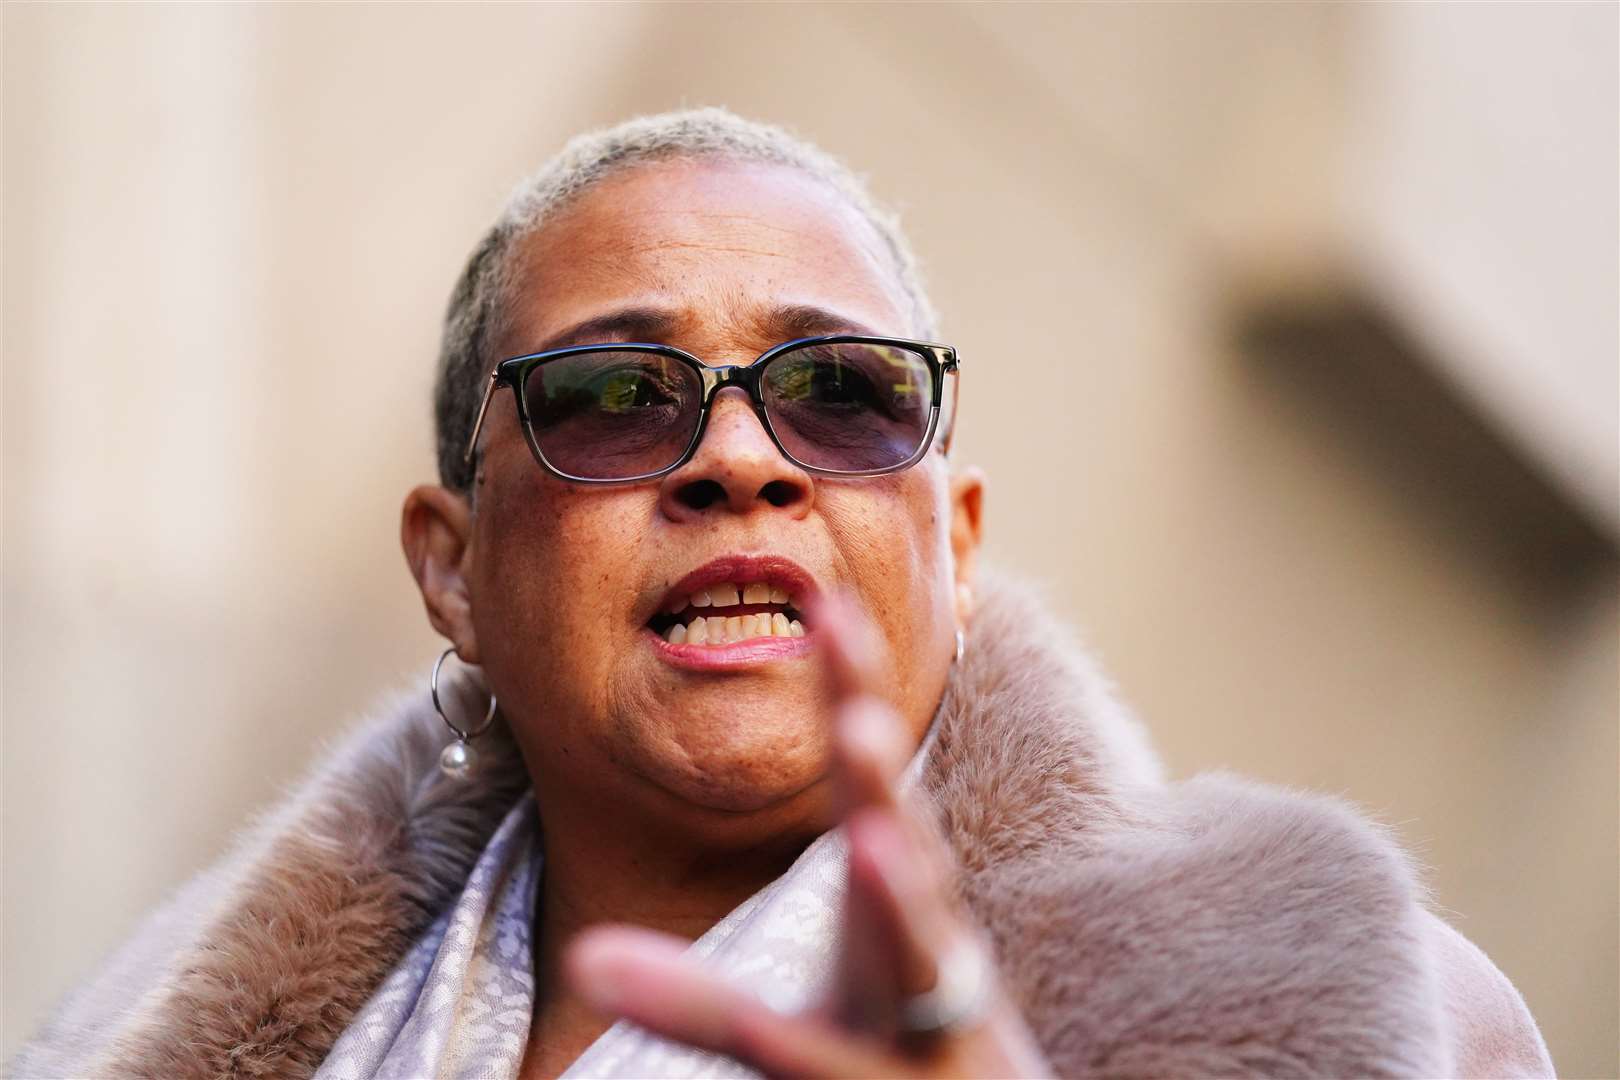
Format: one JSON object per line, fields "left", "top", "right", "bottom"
{"left": 464, "top": 335, "right": 960, "bottom": 483}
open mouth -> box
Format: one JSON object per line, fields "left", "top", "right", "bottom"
{"left": 648, "top": 580, "right": 807, "bottom": 645}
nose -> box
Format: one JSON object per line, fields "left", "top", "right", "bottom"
{"left": 657, "top": 387, "right": 813, "bottom": 520}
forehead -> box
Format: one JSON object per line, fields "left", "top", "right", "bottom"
{"left": 499, "top": 158, "right": 914, "bottom": 354}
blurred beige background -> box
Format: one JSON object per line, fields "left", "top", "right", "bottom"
{"left": 4, "top": 3, "right": 1615, "bottom": 1075}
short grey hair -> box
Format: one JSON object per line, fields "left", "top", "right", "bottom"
{"left": 433, "top": 107, "right": 939, "bottom": 491}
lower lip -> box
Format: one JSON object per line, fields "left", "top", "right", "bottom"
{"left": 645, "top": 627, "right": 814, "bottom": 671}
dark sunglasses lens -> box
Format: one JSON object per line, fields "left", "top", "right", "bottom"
{"left": 522, "top": 351, "right": 701, "bottom": 479}
{"left": 762, "top": 343, "right": 936, "bottom": 472}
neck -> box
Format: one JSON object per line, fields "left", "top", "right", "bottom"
{"left": 520, "top": 787, "right": 824, "bottom": 1079}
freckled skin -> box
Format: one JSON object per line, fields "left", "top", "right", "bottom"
{"left": 439, "top": 159, "right": 980, "bottom": 859}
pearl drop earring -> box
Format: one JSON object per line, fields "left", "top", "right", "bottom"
{"left": 430, "top": 647, "right": 497, "bottom": 778}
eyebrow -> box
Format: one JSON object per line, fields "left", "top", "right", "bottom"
{"left": 532, "top": 307, "right": 680, "bottom": 353}
{"left": 759, "top": 302, "right": 885, "bottom": 342}
{"left": 527, "top": 302, "right": 888, "bottom": 356}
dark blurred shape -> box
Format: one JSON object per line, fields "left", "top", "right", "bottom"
{"left": 1236, "top": 292, "right": 1618, "bottom": 615}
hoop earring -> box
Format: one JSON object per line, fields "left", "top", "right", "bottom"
{"left": 954, "top": 629, "right": 966, "bottom": 665}
{"left": 432, "top": 646, "right": 498, "bottom": 778}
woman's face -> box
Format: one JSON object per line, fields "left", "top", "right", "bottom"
{"left": 409, "top": 158, "right": 982, "bottom": 850}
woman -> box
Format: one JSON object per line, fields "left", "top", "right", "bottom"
{"left": 12, "top": 109, "right": 1551, "bottom": 1079}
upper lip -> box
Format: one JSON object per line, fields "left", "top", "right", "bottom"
{"left": 653, "top": 554, "right": 822, "bottom": 618}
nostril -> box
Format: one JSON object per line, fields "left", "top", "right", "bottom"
{"left": 675, "top": 478, "right": 726, "bottom": 510}
{"left": 759, "top": 479, "right": 802, "bottom": 508}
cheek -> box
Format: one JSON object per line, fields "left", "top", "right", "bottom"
{"left": 826, "top": 474, "right": 949, "bottom": 580}
{"left": 823, "top": 472, "right": 956, "bottom": 692}
{"left": 469, "top": 476, "right": 649, "bottom": 712}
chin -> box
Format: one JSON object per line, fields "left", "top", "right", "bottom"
{"left": 648, "top": 725, "right": 833, "bottom": 816}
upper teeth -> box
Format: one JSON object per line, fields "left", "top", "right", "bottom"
{"left": 662, "top": 580, "right": 804, "bottom": 645}
{"left": 669, "top": 581, "right": 792, "bottom": 613}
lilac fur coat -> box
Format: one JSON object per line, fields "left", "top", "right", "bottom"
{"left": 11, "top": 574, "right": 1552, "bottom": 1078}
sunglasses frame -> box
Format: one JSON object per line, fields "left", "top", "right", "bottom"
{"left": 463, "top": 334, "right": 960, "bottom": 484}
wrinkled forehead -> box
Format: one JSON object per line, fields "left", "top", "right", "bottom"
{"left": 493, "top": 158, "right": 917, "bottom": 359}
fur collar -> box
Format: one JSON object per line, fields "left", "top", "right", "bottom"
{"left": 12, "top": 571, "right": 1534, "bottom": 1078}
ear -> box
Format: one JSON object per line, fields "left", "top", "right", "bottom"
{"left": 947, "top": 465, "right": 985, "bottom": 630}
{"left": 401, "top": 484, "right": 482, "bottom": 664}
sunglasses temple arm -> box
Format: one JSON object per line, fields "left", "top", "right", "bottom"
{"left": 463, "top": 369, "right": 501, "bottom": 467}
{"left": 940, "top": 364, "right": 961, "bottom": 454}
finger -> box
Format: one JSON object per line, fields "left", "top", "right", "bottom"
{"left": 834, "top": 693, "right": 962, "bottom": 910}
{"left": 836, "top": 807, "right": 903, "bottom": 1033}
{"left": 729, "top": 1005, "right": 915, "bottom": 1080}
{"left": 845, "top": 809, "right": 1050, "bottom": 1076}
{"left": 805, "top": 591, "right": 885, "bottom": 703}
{"left": 567, "top": 925, "right": 909, "bottom": 1079}
{"left": 567, "top": 927, "right": 737, "bottom": 1049}
{"left": 809, "top": 592, "right": 949, "bottom": 840}
{"left": 834, "top": 803, "right": 981, "bottom": 1040}
{"left": 846, "top": 807, "right": 974, "bottom": 1007}
{"left": 807, "top": 591, "right": 914, "bottom": 817}
{"left": 810, "top": 593, "right": 977, "bottom": 1025}
{"left": 831, "top": 694, "right": 912, "bottom": 817}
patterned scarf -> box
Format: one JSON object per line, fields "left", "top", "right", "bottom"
{"left": 316, "top": 714, "right": 941, "bottom": 1079}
